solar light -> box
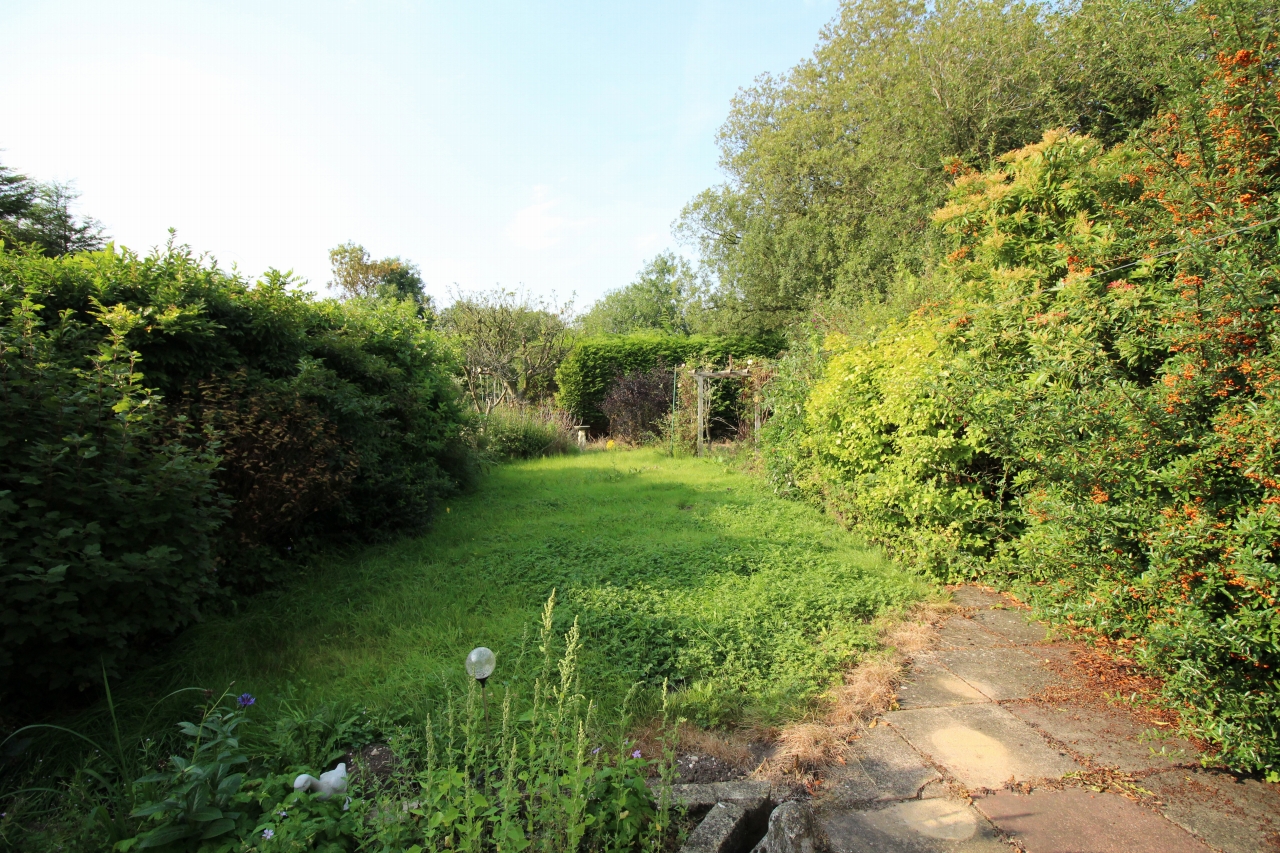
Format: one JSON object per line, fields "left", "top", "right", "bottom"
{"left": 466, "top": 646, "right": 496, "bottom": 724}
{"left": 466, "top": 646, "right": 495, "bottom": 685}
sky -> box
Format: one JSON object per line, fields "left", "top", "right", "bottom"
{"left": 1, "top": 1, "right": 838, "bottom": 309}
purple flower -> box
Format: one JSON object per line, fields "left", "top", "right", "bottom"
{"left": 592, "top": 746, "right": 602, "bottom": 755}
{"left": 277, "top": 810, "right": 287, "bottom": 818}
{"left": 237, "top": 693, "right": 256, "bottom": 707}
{"left": 631, "top": 749, "right": 642, "bottom": 759}
{"left": 262, "top": 827, "right": 275, "bottom": 839}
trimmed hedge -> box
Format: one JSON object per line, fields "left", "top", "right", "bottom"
{"left": 555, "top": 332, "right": 781, "bottom": 428}
{"left": 0, "top": 243, "right": 472, "bottom": 692}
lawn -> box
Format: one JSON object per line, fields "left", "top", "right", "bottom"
{"left": 144, "top": 448, "right": 925, "bottom": 729}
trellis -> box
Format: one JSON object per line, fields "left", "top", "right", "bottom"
{"left": 691, "top": 361, "right": 772, "bottom": 455}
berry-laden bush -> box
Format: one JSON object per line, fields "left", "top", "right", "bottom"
{"left": 0, "top": 243, "right": 473, "bottom": 692}
{"left": 555, "top": 332, "right": 780, "bottom": 428}
{"left": 761, "top": 12, "right": 1280, "bottom": 773}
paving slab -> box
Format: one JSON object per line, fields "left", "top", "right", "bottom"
{"left": 681, "top": 801, "right": 748, "bottom": 853}
{"left": 1144, "top": 768, "right": 1280, "bottom": 853}
{"left": 819, "top": 798, "right": 1011, "bottom": 852}
{"left": 823, "top": 725, "right": 943, "bottom": 806}
{"left": 937, "top": 617, "right": 1006, "bottom": 650}
{"left": 937, "top": 647, "right": 1057, "bottom": 701}
{"left": 897, "top": 660, "right": 990, "bottom": 709}
{"left": 948, "top": 587, "right": 1008, "bottom": 609}
{"left": 971, "top": 609, "right": 1053, "bottom": 645}
{"left": 887, "top": 704, "right": 1079, "bottom": 790}
{"left": 973, "top": 788, "right": 1211, "bottom": 852}
{"left": 1005, "top": 701, "right": 1199, "bottom": 772}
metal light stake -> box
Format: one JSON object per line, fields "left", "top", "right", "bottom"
{"left": 465, "top": 646, "right": 496, "bottom": 723}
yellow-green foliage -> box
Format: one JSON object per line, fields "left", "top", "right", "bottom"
{"left": 794, "top": 323, "right": 1001, "bottom": 574}
{"left": 763, "top": 23, "right": 1280, "bottom": 773}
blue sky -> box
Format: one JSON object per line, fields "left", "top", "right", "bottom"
{"left": 1, "top": 1, "right": 837, "bottom": 308}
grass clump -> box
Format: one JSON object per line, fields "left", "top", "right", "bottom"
{"left": 474, "top": 406, "right": 576, "bottom": 461}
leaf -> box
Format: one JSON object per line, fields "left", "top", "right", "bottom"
{"left": 137, "top": 823, "right": 196, "bottom": 848}
{"left": 199, "top": 817, "right": 237, "bottom": 839}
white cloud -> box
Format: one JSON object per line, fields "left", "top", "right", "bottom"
{"left": 504, "top": 185, "right": 569, "bottom": 251}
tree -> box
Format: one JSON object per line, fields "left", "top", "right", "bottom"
{"left": 579, "top": 251, "right": 704, "bottom": 335}
{"left": 328, "top": 241, "right": 432, "bottom": 316}
{"left": 0, "top": 163, "right": 105, "bottom": 256}
{"left": 676, "top": 0, "right": 1201, "bottom": 334}
{"left": 0, "top": 160, "right": 34, "bottom": 220}
{"left": 441, "top": 289, "right": 574, "bottom": 413}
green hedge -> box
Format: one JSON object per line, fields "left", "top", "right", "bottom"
{"left": 0, "top": 243, "right": 472, "bottom": 692}
{"left": 555, "top": 332, "right": 781, "bottom": 427}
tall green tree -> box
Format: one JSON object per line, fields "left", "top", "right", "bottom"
{"left": 0, "top": 162, "right": 105, "bottom": 256}
{"left": 579, "top": 251, "right": 704, "bottom": 335}
{"left": 678, "top": 0, "right": 1202, "bottom": 335}
{"left": 0, "top": 161, "right": 35, "bottom": 220}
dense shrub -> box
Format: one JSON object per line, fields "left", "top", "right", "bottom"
{"left": 0, "top": 298, "right": 225, "bottom": 690}
{"left": 555, "top": 332, "right": 780, "bottom": 428}
{"left": 0, "top": 243, "right": 472, "bottom": 691}
{"left": 761, "top": 9, "right": 1280, "bottom": 773}
{"left": 600, "top": 363, "right": 674, "bottom": 443}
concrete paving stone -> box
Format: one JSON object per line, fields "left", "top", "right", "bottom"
{"left": 819, "top": 798, "right": 1011, "bottom": 852}
{"left": 973, "top": 788, "right": 1211, "bottom": 853}
{"left": 971, "top": 609, "right": 1053, "bottom": 646}
{"left": 937, "top": 647, "right": 1058, "bottom": 701}
{"left": 937, "top": 617, "right": 1006, "bottom": 650}
{"left": 1004, "top": 701, "right": 1199, "bottom": 772}
{"left": 898, "top": 660, "right": 990, "bottom": 709}
{"left": 948, "top": 587, "right": 1008, "bottom": 609}
{"left": 681, "top": 801, "right": 747, "bottom": 853}
{"left": 887, "top": 704, "right": 1080, "bottom": 790}
{"left": 824, "top": 725, "right": 943, "bottom": 806}
{"left": 710, "top": 780, "right": 770, "bottom": 811}
{"left": 1144, "top": 768, "right": 1280, "bottom": 853}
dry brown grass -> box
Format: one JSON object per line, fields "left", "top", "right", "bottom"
{"left": 629, "top": 721, "right": 756, "bottom": 770}
{"left": 826, "top": 657, "right": 899, "bottom": 725}
{"left": 752, "top": 602, "right": 953, "bottom": 781}
{"left": 882, "top": 620, "right": 936, "bottom": 656}
{"left": 675, "top": 723, "right": 755, "bottom": 769}
{"left": 767, "top": 722, "right": 858, "bottom": 775}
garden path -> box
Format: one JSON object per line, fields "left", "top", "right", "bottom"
{"left": 810, "top": 587, "right": 1280, "bottom": 853}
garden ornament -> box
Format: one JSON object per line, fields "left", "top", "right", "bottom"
{"left": 466, "top": 646, "right": 496, "bottom": 722}
{"left": 294, "top": 763, "right": 348, "bottom": 800}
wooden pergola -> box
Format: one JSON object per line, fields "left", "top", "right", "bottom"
{"left": 693, "top": 368, "right": 755, "bottom": 456}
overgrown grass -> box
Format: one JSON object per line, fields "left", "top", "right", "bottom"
{"left": 133, "top": 449, "right": 921, "bottom": 730}
{"left": 2, "top": 449, "right": 925, "bottom": 850}
{"left": 474, "top": 406, "right": 576, "bottom": 461}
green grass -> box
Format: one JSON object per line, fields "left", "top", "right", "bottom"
{"left": 147, "top": 449, "right": 924, "bottom": 728}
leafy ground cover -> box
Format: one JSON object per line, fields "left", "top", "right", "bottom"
{"left": 3, "top": 449, "right": 922, "bottom": 850}
{"left": 143, "top": 448, "right": 922, "bottom": 730}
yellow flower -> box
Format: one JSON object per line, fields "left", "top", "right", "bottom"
{"left": 606, "top": 439, "right": 616, "bottom": 450}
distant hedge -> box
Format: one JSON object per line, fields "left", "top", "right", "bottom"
{"left": 555, "top": 332, "right": 781, "bottom": 427}
{"left": 0, "top": 243, "right": 473, "bottom": 692}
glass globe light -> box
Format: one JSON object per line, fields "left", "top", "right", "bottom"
{"left": 465, "top": 647, "right": 496, "bottom": 682}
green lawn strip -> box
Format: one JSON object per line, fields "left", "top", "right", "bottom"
{"left": 144, "top": 449, "right": 925, "bottom": 729}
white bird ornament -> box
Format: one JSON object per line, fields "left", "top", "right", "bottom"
{"left": 293, "top": 763, "right": 349, "bottom": 800}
